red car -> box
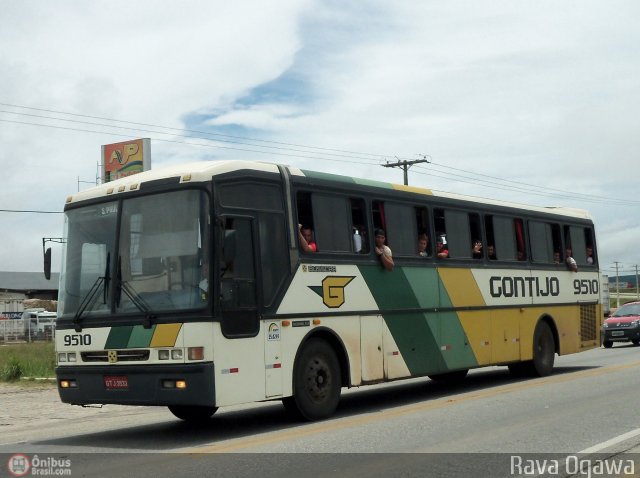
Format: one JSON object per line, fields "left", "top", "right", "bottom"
{"left": 602, "top": 301, "right": 640, "bottom": 348}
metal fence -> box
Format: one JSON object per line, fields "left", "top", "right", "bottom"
{"left": 0, "top": 318, "right": 55, "bottom": 343}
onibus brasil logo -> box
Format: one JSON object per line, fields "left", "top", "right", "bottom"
{"left": 308, "top": 276, "right": 355, "bottom": 308}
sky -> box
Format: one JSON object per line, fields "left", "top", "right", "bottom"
{"left": 1, "top": 0, "right": 639, "bottom": 277}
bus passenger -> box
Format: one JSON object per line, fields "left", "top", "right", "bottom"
{"left": 487, "top": 244, "right": 497, "bottom": 260}
{"left": 553, "top": 251, "right": 561, "bottom": 264}
{"left": 374, "top": 229, "right": 394, "bottom": 271}
{"left": 472, "top": 239, "right": 483, "bottom": 259}
{"left": 565, "top": 247, "right": 578, "bottom": 272}
{"left": 298, "top": 224, "right": 317, "bottom": 253}
{"left": 436, "top": 236, "right": 449, "bottom": 259}
{"left": 586, "top": 246, "right": 594, "bottom": 265}
{"left": 417, "top": 234, "right": 429, "bottom": 257}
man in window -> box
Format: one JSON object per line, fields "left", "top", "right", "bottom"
{"left": 298, "top": 224, "right": 317, "bottom": 253}
{"left": 374, "top": 229, "right": 394, "bottom": 271}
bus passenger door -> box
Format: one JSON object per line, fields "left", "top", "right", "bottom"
{"left": 219, "top": 217, "right": 260, "bottom": 337}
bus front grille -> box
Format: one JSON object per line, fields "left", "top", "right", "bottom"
{"left": 81, "top": 350, "right": 150, "bottom": 362}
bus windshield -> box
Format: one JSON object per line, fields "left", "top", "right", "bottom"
{"left": 58, "top": 189, "right": 209, "bottom": 319}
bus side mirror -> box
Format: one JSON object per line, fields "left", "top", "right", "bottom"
{"left": 44, "top": 248, "right": 52, "bottom": 280}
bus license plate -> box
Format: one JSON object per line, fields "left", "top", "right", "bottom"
{"left": 611, "top": 331, "right": 624, "bottom": 337}
{"left": 104, "top": 375, "right": 129, "bottom": 389}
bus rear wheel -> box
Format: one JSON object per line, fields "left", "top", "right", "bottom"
{"left": 510, "top": 321, "right": 556, "bottom": 377}
{"left": 284, "top": 338, "right": 341, "bottom": 421}
{"left": 531, "top": 320, "right": 555, "bottom": 376}
{"left": 168, "top": 405, "right": 218, "bottom": 422}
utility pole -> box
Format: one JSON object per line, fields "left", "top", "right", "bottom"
{"left": 614, "top": 261, "right": 621, "bottom": 308}
{"left": 382, "top": 155, "right": 430, "bottom": 185}
{"left": 636, "top": 264, "right": 639, "bottom": 301}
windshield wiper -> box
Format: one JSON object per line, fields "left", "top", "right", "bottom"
{"left": 115, "top": 256, "right": 156, "bottom": 328}
{"left": 73, "top": 253, "right": 111, "bottom": 332}
{"left": 119, "top": 280, "right": 151, "bottom": 313}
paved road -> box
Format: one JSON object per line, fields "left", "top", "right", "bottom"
{"left": 3, "top": 345, "right": 640, "bottom": 477}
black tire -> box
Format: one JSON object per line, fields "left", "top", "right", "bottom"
{"left": 284, "top": 338, "right": 341, "bottom": 421}
{"left": 603, "top": 340, "right": 613, "bottom": 348}
{"left": 530, "top": 320, "right": 555, "bottom": 376}
{"left": 509, "top": 321, "right": 555, "bottom": 377}
{"left": 428, "top": 369, "right": 469, "bottom": 383}
{"left": 632, "top": 339, "right": 640, "bottom": 346}
{"left": 168, "top": 405, "right": 218, "bottom": 422}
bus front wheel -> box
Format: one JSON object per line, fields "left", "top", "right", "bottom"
{"left": 168, "top": 405, "right": 218, "bottom": 422}
{"left": 283, "top": 338, "right": 341, "bottom": 421}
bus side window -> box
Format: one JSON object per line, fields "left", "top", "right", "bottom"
{"left": 383, "top": 202, "right": 420, "bottom": 256}
{"left": 514, "top": 218, "right": 527, "bottom": 261}
{"left": 487, "top": 215, "right": 519, "bottom": 261}
{"left": 529, "top": 220, "right": 556, "bottom": 263}
{"left": 565, "top": 225, "right": 589, "bottom": 267}
{"left": 469, "top": 213, "right": 482, "bottom": 259}
{"left": 439, "top": 209, "right": 471, "bottom": 259}
{"left": 484, "top": 215, "right": 497, "bottom": 260}
{"left": 351, "top": 198, "right": 369, "bottom": 254}
{"left": 585, "top": 228, "right": 596, "bottom": 266}
{"left": 296, "top": 191, "right": 317, "bottom": 253}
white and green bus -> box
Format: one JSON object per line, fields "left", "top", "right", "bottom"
{"left": 54, "top": 160, "right": 601, "bottom": 421}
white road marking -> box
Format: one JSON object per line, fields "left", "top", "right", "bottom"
{"left": 578, "top": 428, "right": 640, "bottom": 454}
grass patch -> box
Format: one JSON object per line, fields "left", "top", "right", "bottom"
{"left": 0, "top": 342, "right": 55, "bottom": 382}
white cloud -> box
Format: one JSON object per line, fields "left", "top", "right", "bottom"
{"left": 1, "top": 0, "right": 639, "bottom": 274}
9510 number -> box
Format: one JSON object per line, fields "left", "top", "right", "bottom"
{"left": 63, "top": 334, "right": 92, "bottom": 346}
{"left": 573, "top": 279, "right": 599, "bottom": 295}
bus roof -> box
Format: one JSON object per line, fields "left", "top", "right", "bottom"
{"left": 66, "top": 160, "right": 592, "bottom": 220}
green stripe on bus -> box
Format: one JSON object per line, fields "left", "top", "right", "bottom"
{"left": 127, "top": 325, "right": 156, "bottom": 348}
{"left": 359, "top": 265, "right": 479, "bottom": 374}
{"left": 105, "top": 326, "right": 134, "bottom": 349}
{"left": 301, "top": 170, "right": 394, "bottom": 190}
{"left": 359, "top": 265, "right": 444, "bottom": 374}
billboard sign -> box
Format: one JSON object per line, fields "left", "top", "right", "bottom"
{"left": 102, "top": 138, "right": 151, "bottom": 183}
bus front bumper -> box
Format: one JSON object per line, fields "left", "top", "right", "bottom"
{"left": 55, "top": 362, "right": 215, "bottom": 407}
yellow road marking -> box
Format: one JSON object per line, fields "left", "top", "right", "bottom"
{"left": 179, "top": 359, "right": 640, "bottom": 454}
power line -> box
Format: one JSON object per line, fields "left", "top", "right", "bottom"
{"left": 0, "top": 118, "right": 380, "bottom": 167}
{"left": 2, "top": 102, "right": 639, "bottom": 206}
{"left": 0, "top": 103, "right": 386, "bottom": 162}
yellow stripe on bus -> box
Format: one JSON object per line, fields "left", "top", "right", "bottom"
{"left": 150, "top": 323, "right": 183, "bottom": 347}
{"left": 391, "top": 184, "right": 434, "bottom": 195}
{"left": 438, "top": 268, "right": 485, "bottom": 307}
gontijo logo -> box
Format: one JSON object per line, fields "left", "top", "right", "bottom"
{"left": 309, "top": 276, "right": 355, "bottom": 308}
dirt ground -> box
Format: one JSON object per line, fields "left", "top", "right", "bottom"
{"left": 0, "top": 381, "right": 158, "bottom": 448}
